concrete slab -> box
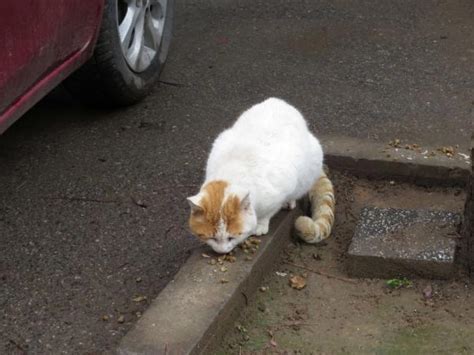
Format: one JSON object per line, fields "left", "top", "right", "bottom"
{"left": 117, "top": 207, "right": 301, "bottom": 355}
{"left": 347, "top": 207, "right": 461, "bottom": 279}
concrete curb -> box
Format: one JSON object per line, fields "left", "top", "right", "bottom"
{"left": 321, "top": 136, "right": 471, "bottom": 187}
{"left": 117, "top": 207, "right": 302, "bottom": 355}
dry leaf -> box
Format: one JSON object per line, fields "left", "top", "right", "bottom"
{"left": 270, "top": 339, "right": 277, "bottom": 347}
{"left": 201, "top": 253, "right": 211, "bottom": 258}
{"left": 289, "top": 275, "right": 307, "bottom": 290}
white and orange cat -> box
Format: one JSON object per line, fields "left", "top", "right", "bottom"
{"left": 187, "top": 98, "right": 335, "bottom": 253}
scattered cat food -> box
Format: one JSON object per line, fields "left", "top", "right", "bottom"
{"left": 289, "top": 275, "right": 307, "bottom": 290}
{"left": 388, "top": 139, "right": 402, "bottom": 148}
{"left": 209, "top": 259, "right": 217, "bottom": 265}
{"left": 437, "top": 146, "right": 455, "bottom": 158}
{"left": 220, "top": 266, "right": 228, "bottom": 273}
{"left": 386, "top": 277, "right": 412, "bottom": 289}
{"left": 117, "top": 315, "right": 125, "bottom": 324}
{"left": 224, "top": 255, "right": 237, "bottom": 263}
{"left": 132, "top": 295, "right": 147, "bottom": 303}
{"left": 260, "top": 286, "right": 269, "bottom": 292}
{"left": 404, "top": 143, "right": 420, "bottom": 151}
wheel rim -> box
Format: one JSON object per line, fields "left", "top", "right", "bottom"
{"left": 117, "top": 0, "right": 167, "bottom": 73}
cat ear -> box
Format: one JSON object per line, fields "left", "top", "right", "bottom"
{"left": 241, "top": 192, "right": 251, "bottom": 211}
{"left": 187, "top": 195, "right": 204, "bottom": 213}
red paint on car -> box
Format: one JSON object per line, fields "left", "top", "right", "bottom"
{"left": 0, "top": 1, "right": 104, "bottom": 134}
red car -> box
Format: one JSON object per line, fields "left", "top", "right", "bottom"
{"left": 0, "top": 0, "right": 174, "bottom": 134}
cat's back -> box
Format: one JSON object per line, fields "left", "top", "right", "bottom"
{"left": 233, "top": 97, "right": 306, "bottom": 133}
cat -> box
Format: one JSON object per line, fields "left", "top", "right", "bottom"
{"left": 187, "top": 97, "right": 335, "bottom": 254}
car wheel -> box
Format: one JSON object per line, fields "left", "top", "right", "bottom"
{"left": 65, "top": 0, "right": 174, "bottom": 106}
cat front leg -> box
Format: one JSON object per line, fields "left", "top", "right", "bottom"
{"left": 255, "top": 218, "right": 270, "bottom": 236}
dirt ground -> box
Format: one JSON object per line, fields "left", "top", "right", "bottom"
{"left": 214, "top": 172, "right": 472, "bottom": 354}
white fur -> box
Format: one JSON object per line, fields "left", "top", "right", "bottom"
{"left": 195, "top": 97, "right": 323, "bottom": 253}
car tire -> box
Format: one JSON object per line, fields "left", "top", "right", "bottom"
{"left": 65, "top": 0, "right": 174, "bottom": 106}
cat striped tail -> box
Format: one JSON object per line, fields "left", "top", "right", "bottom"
{"left": 294, "top": 171, "right": 335, "bottom": 243}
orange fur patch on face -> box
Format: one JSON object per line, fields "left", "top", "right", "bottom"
{"left": 189, "top": 180, "right": 228, "bottom": 240}
{"left": 222, "top": 195, "right": 243, "bottom": 235}
{"left": 188, "top": 180, "right": 244, "bottom": 240}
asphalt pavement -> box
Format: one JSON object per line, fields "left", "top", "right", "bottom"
{"left": 1, "top": 0, "right": 473, "bottom": 353}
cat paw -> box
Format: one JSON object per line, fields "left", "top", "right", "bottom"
{"left": 283, "top": 200, "right": 297, "bottom": 210}
{"left": 255, "top": 221, "right": 270, "bottom": 236}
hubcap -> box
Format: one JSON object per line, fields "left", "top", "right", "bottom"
{"left": 117, "top": 0, "right": 167, "bottom": 73}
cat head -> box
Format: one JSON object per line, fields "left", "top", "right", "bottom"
{"left": 187, "top": 180, "right": 257, "bottom": 254}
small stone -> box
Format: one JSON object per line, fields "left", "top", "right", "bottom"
{"left": 117, "top": 315, "right": 125, "bottom": 324}
{"left": 132, "top": 295, "right": 147, "bottom": 303}
{"left": 102, "top": 315, "right": 109, "bottom": 321}
{"left": 423, "top": 284, "right": 433, "bottom": 299}
{"left": 135, "top": 277, "right": 142, "bottom": 283}
{"left": 259, "top": 286, "right": 269, "bottom": 292}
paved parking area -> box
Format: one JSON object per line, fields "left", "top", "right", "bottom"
{"left": 1, "top": 0, "right": 473, "bottom": 353}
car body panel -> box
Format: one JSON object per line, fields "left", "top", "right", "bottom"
{"left": 0, "top": 1, "right": 104, "bottom": 134}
